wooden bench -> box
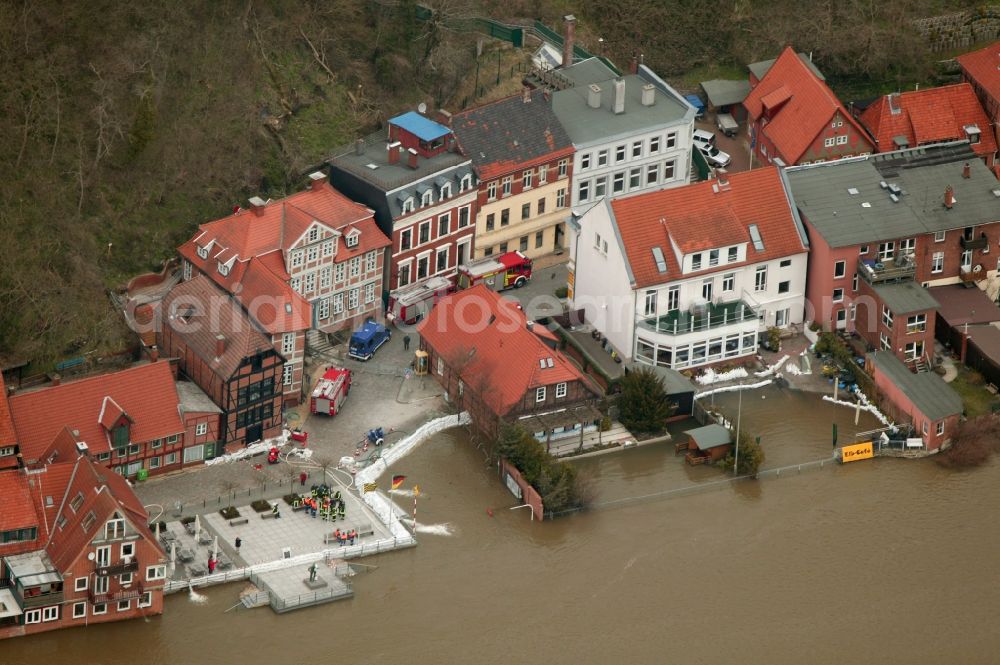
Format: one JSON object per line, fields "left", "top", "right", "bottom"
{"left": 229, "top": 517, "right": 249, "bottom": 526}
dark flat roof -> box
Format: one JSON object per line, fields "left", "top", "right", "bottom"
{"left": 868, "top": 351, "right": 963, "bottom": 421}
{"left": 873, "top": 282, "right": 939, "bottom": 315}
{"left": 968, "top": 324, "right": 1000, "bottom": 363}
{"left": 928, "top": 285, "right": 1000, "bottom": 326}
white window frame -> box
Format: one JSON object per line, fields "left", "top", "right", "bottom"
{"left": 824, "top": 137, "right": 835, "bottom": 147}
{"left": 25, "top": 609, "right": 42, "bottom": 624}
{"left": 650, "top": 136, "right": 661, "bottom": 154}
{"left": 146, "top": 565, "right": 166, "bottom": 581}
{"left": 333, "top": 293, "right": 345, "bottom": 314}
{"left": 936, "top": 421, "right": 944, "bottom": 436}
{"left": 364, "top": 282, "right": 376, "bottom": 304}
{"left": 138, "top": 592, "right": 153, "bottom": 609}
{"left": 335, "top": 262, "right": 346, "bottom": 283}
{"left": 436, "top": 357, "right": 444, "bottom": 376}
{"left": 501, "top": 176, "right": 512, "bottom": 197}
{"left": 317, "top": 297, "right": 330, "bottom": 321}
{"left": 283, "top": 364, "right": 294, "bottom": 386}
{"left": 722, "top": 273, "right": 735, "bottom": 292}
{"left": 73, "top": 602, "right": 87, "bottom": 619}
{"left": 43, "top": 606, "right": 59, "bottom": 622}
{"left": 120, "top": 572, "right": 133, "bottom": 587}
{"left": 833, "top": 288, "right": 844, "bottom": 302}
{"left": 643, "top": 290, "right": 657, "bottom": 316}
{"left": 487, "top": 181, "right": 497, "bottom": 200}
{"left": 365, "top": 250, "right": 378, "bottom": 273}
{"left": 931, "top": 252, "right": 944, "bottom": 274}
{"left": 934, "top": 230, "right": 946, "bottom": 242}
{"left": 291, "top": 250, "right": 304, "bottom": 268}
{"left": 555, "top": 382, "right": 568, "bottom": 399}
{"left": 93, "top": 603, "right": 107, "bottom": 616}
{"left": 121, "top": 542, "right": 135, "bottom": 559}
{"left": 319, "top": 266, "right": 332, "bottom": 289}
{"left": 834, "top": 260, "right": 846, "bottom": 279}
{"left": 75, "top": 577, "right": 88, "bottom": 592}
{"left": 535, "top": 387, "right": 546, "bottom": 403}
{"left": 348, "top": 288, "right": 359, "bottom": 309}
{"left": 522, "top": 169, "right": 533, "bottom": 189}
{"left": 282, "top": 332, "right": 295, "bottom": 355}
{"left": 350, "top": 256, "right": 361, "bottom": 277}
{"left": 754, "top": 265, "right": 767, "bottom": 292}
{"left": 117, "top": 599, "right": 131, "bottom": 612}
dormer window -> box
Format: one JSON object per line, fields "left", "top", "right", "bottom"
{"left": 196, "top": 244, "right": 209, "bottom": 259}
{"left": 346, "top": 230, "right": 360, "bottom": 249}
{"left": 112, "top": 423, "right": 129, "bottom": 448}
{"left": 965, "top": 125, "right": 981, "bottom": 145}
{"left": 217, "top": 261, "right": 230, "bottom": 276}
{"left": 402, "top": 197, "right": 415, "bottom": 214}
{"left": 421, "top": 190, "right": 433, "bottom": 207}
{"left": 440, "top": 183, "right": 451, "bottom": 199}
{"left": 460, "top": 174, "right": 472, "bottom": 192}
{"left": 105, "top": 516, "right": 125, "bottom": 540}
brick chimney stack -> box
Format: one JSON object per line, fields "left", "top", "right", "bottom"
{"left": 308, "top": 171, "right": 327, "bottom": 191}
{"left": 388, "top": 141, "right": 402, "bottom": 165}
{"left": 407, "top": 148, "right": 419, "bottom": 169}
{"left": 215, "top": 334, "right": 226, "bottom": 357}
{"left": 149, "top": 345, "right": 160, "bottom": 363}
{"left": 944, "top": 185, "right": 954, "bottom": 209}
{"left": 562, "top": 15, "right": 576, "bottom": 69}
{"left": 962, "top": 162, "right": 971, "bottom": 179}
{"left": 247, "top": 196, "right": 267, "bottom": 217}
{"left": 630, "top": 54, "right": 639, "bottom": 75}
{"left": 51, "top": 373, "right": 61, "bottom": 387}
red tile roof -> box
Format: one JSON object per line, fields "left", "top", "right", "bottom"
{"left": 0, "top": 471, "right": 39, "bottom": 538}
{"left": 161, "top": 274, "right": 277, "bottom": 380}
{"left": 858, "top": 84, "right": 997, "bottom": 159}
{"left": 743, "top": 46, "right": 872, "bottom": 163}
{"left": 417, "top": 286, "right": 598, "bottom": 416}
{"left": 233, "top": 258, "right": 311, "bottom": 333}
{"left": 9, "top": 362, "right": 184, "bottom": 463}
{"left": 0, "top": 372, "right": 17, "bottom": 447}
{"left": 609, "top": 167, "right": 808, "bottom": 289}
{"left": 956, "top": 41, "right": 1000, "bottom": 110}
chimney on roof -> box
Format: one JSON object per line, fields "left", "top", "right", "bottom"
{"left": 613, "top": 77, "right": 626, "bottom": 115}
{"left": 308, "top": 171, "right": 328, "bottom": 191}
{"left": 522, "top": 86, "right": 531, "bottom": 103}
{"left": 215, "top": 334, "right": 226, "bottom": 357}
{"left": 641, "top": 83, "right": 655, "bottom": 107}
{"left": 407, "top": 148, "right": 419, "bottom": 169}
{"left": 962, "top": 162, "right": 971, "bottom": 179}
{"left": 354, "top": 139, "right": 365, "bottom": 156}
{"left": 562, "top": 15, "right": 576, "bottom": 69}
{"left": 75, "top": 440, "right": 89, "bottom": 457}
{"left": 716, "top": 168, "right": 731, "bottom": 190}
{"left": 526, "top": 321, "right": 534, "bottom": 331}
{"left": 388, "top": 141, "right": 402, "bottom": 165}
{"left": 436, "top": 109, "right": 452, "bottom": 126}
{"left": 247, "top": 196, "right": 267, "bottom": 216}
{"left": 588, "top": 84, "right": 602, "bottom": 109}
{"left": 149, "top": 345, "right": 159, "bottom": 363}
{"left": 629, "top": 54, "right": 639, "bottom": 75}
{"left": 51, "top": 373, "right": 61, "bottom": 386}
{"left": 944, "top": 184, "right": 954, "bottom": 209}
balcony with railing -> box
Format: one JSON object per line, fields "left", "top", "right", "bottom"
{"left": 89, "top": 584, "right": 143, "bottom": 605}
{"left": 857, "top": 257, "right": 915, "bottom": 285}
{"left": 639, "top": 300, "right": 758, "bottom": 337}
{"left": 19, "top": 587, "right": 64, "bottom": 609}
{"left": 960, "top": 232, "right": 989, "bottom": 251}
{"left": 960, "top": 265, "right": 986, "bottom": 283}
{"left": 95, "top": 559, "right": 139, "bottom": 577}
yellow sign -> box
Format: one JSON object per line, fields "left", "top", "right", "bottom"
{"left": 841, "top": 441, "right": 873, "bottom": 463}
{"left": 413, "top": 485, "right": 421, "bottom": 497}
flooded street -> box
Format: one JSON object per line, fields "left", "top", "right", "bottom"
{"left": 6, "top": 389, "right": 999, "bottom": 664}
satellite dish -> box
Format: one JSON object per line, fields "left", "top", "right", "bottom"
{"left": 87, "top": 552, "right": 96, "bottom": 561}
{"left": 417, "top": 102, "right": 427, "bottom": 114}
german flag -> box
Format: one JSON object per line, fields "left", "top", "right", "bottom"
{"left": 362, "top": 482, "right": 377, "bottom": 493}
{"left": 391, "top": 475, "right": 406, "bottom": 490}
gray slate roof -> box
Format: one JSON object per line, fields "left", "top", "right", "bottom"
{"left": 748, "top": 52, "right": 825, "bottom": 81}
{"left": 868, "top": 351, "right": 963, "bottom": 421}
{"left": 451, "top": 89, "right": 573, "bottom": 172}
{"left": 701, "top": 79, "right": 752, "bottom": 107}
{"left": 560, "top": 57, "right": 619, "bottom": 87}
{"left": 685, "top": 424, "right": 732, "bottom": 450}
{"left": 873, "top": 282, "right": 939, "bottom": 315}
{"left": 551, "top": 72, "right": 689, "bottom": 145}
{"left": 786, "top": 143, "right": 1000, "bottom": 248}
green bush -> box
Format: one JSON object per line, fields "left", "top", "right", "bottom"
{"left": 617, "top": 366, "right": 675, "bottom": 434}
{"left": 721, "top": 430, "right": 765, "bottom": 477}
{"left": 497, "top": 424, "right": 588, "bottom": 513}
{"left": 219, "top": 506, "right": 240, "bottom": 520}
{"left": 250, "top": 499, "right": 272, "bottom": 513}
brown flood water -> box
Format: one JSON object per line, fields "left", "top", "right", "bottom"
{"left": 5, "top": 387, "right": 999, "bottom": 664}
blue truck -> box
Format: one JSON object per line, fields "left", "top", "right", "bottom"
{"left": 349, "top": 320, "right": 391, "bottom": 361}
{"left": 684, "top": 94, "right": 706, "bottom": 119}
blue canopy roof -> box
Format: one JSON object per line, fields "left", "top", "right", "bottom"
{"left": 390, "top": 112, "right": 451, "bottom": 142}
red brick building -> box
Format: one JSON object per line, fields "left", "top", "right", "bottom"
{"left": 0, "top": 452, "right": 166, "bottom": 639}
{"left": 743, "top": 46, "right": 874, "bottom": 166}
{"left": 328, "top": 112, "right": 478, "bottom": 317}
{"left": 159, "top": 275, "right": 284, "bottom": 448}
{"left": 417, "top": 285, "right": 602, "bottom": 442}
{"left": 866, "top": 351, "right": 963, "bottom": 451}
{"left": 786, "top": 143, "right": 1000, "bottom": 367}
{"left": 858, "top": 83, "right": 997, "bottom": 167}
{"left": 7, "top": 362, "right": 220, "bottom": 479}
{"left": 178, "top": 173, "right": 390, "bottom": 403}
{"left": 450, "top": 90, "right": 575, "bottom": 260}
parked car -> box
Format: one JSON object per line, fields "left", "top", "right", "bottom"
{"left": 697, "top": 143, "right": 732, "bottom": 168}
{"left": 716, "top": 112, "right": 739, "bottom": 137}
{"left": 693, "top": 129, "right": 716, "bottom": 148}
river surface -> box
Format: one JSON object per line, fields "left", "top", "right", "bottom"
{"left": 6, "top": 387, "right": 1000, "bottom": 664}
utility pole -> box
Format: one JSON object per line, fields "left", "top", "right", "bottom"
{"left": 733, "top": 381, "right": 743, "bottom": 475}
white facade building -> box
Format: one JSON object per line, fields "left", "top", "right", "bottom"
{"left": 569, "top": 168, "right": 809, "bottom": 371}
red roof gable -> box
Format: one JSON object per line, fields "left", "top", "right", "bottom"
{"left": 234, "top": 257, "right": 311, "bottom": 333}
{"left": 9, "top": 362, "right": 184, "bottom": 463}
{"left": 609, "top": 167, "right": 807, "bottom": 289}
{"left": 957, "top": 41, "right": 1000, "bottom": 108}
{"left": 858, "top": 84, "right": 997, "bottom": 159}
{"left": 417, "top": 286, "right": 598, "bottom": 416}
{"left": 0, "top": 471, "right": 39, "bottom": 540}
{"left": 743, "top": 46, "right": 872, "bottom": 163}
{"left": 0, "top": 372, "right": 17, "bottom": 448}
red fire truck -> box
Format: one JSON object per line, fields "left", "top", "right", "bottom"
{"left": 457, "top": 251, "right": 533, "bottom": 291}
{"left": 309, "top": 366, "right": 352, "bottom": 416}
{"left": 387, "top": 275, "right": 455, "bottom": 325}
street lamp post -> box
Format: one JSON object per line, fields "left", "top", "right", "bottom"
{"left": 733, "top": 380, "right": 743, "bottom": 475}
